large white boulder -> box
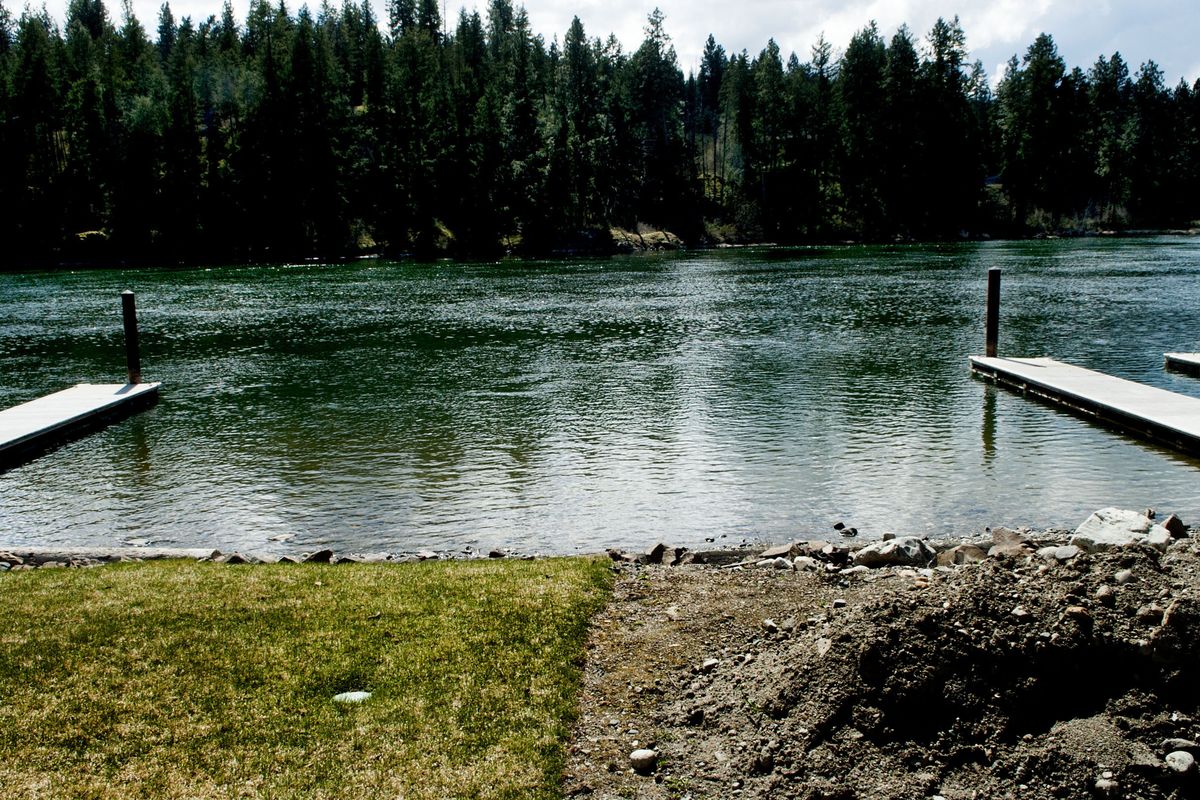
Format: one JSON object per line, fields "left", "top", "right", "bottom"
{"left": 1070, "top": 508, "right": 1173, "bottom": 553}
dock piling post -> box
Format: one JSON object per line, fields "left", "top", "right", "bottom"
{"left": 121, "top": 290, "right": 141, "bottom": 385}
{"left": 985, "top": 268, "right": 1001, "bottom": 358}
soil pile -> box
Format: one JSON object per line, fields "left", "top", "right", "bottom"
{"left": 565, "top": 529, "right": 1200, "bottom": 799}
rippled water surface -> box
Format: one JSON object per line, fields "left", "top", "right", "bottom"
{"left": 2, "top": 239, "right": 1199, "bottom": 554}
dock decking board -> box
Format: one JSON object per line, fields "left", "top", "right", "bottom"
{"left": 0, "top": 382, "right": 160, "bottom": 469}
{"left": 969, "top": 356, "right": 1200, "bottom": 455}
{"left": 1165, "top": 352, "right": 1200, "bottom": 376}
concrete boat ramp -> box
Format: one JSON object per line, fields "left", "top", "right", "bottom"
{"left": 0, "top": 382, "right": 160, "bottom": 471}
{"left": 970, "top": 356, "right": 1200, "bottom": 456}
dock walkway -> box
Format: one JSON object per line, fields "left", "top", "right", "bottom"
{"left": 969, "top": 356, "right": 1200, "bottom": 455}
{"left": 1165, "top": 352, "right": 1200, "bottom": 376}
{"left": 0, "top": 382, "right": 160, "bottom": 469}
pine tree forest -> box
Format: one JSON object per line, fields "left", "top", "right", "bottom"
{"left": 2, "top": 1, "right": 1199, "bottom": 265}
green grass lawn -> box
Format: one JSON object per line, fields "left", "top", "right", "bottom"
{"left": 0, "top": 557, "right": 612, "bottom": 799}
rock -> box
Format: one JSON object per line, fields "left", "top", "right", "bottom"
{"left": 0, "top": 552, "right": 22, "bottom": 565}
{"left": 988, "top": 542, "right": 1030, "bottom": 559}
{"left": 1054, "top": 545, "right": 1081, "bottom": 562}
{"left": 936, "top": 544, "right": 987, "bottom": 567}
{"left": 1094, "top": 777, "right": 1120, "bottom": 794}
{"left": 1165, "top": 751, "right": 1195, "bottom": 773}
{"left": 223, "top": 552, "right": 252, "bottom": 565}
{"left": 840, "top": 565, "right": 869, "bottom": 575}
{"left": 489, "top": 549, "right": 505, "bottom": 559}
{"left": 1161, "top": 738, "right": 1200, "bottom": 755}
{"left": 760, "top": 542, "right": 798, "bottom": 559}
{"left": 1011, "top": 605, "right": 1033, "bottom": 622}
{"left": 1148, "top": 528, "right": 1173, "bottom": 551}
{"left": 762, "top": 619, "right": 779, "bottom": 634}
{"left": 1064, "top": 605, "right": 1092, "bottom": 622}
{"left": 416, "top": 550, "right": 438, "bottom": 561}
{"left": 629, "top": 748, "right": 658, "bottom": 774}
{"left": 832, "top": 598, "right": 847, "bottom": 609}
{"left": 1162, "top": 514, "right": 1187, "bottom": 538}
{"left": 852, "top": 537, "right": 935, "bottom": 568}
{"left": 992, "top": 527, "right": 1029, "bottom": 546}
{"left": 820, "top": 543, "right": 852, "bottom": 564}
{"left": 1096, "top": 584, "right": 1116, "bottom": 606}
{"left": 645, "top": 542, "right": 670, "bottom": 565}
{"left": 881, "top": 532, "right": 896, "bottom": 541}
{"left": 700, "top": 658, "right": 720, "bottom": 673}
{"left": 278, "top": 555, "right": 302, "bottom": 564}
{"left": 40, "top": 561, "right": 66, "bottom": 569}
{"left": 833, "top": 522, "right": 845, "bottom": 531}
{"left": 332, "top": 691, "right": 372, "bottom": 703}
{"left": 304, "top": 549, "right": 334, "bottom": 563}
{"left": 1136, "top": 603, "right": 1165, "bottom": 624}
{"left": 793, "top": 556, "right": 820, "bottom": 571}
{"left": 1114, "top": 569, "right": 1134, "bottom": 585}
{"left": 1070, "top": 507, "right": 1172, "bottom": 552}
{"left": 771, "top": 556, "right": 793, "bottom": 570}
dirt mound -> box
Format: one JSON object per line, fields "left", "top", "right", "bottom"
{"left": 566, "top": 535, "right": 1200, "bottom": 799}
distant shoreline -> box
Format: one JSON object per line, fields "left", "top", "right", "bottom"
{"left": 4, "top": 227, "right": 1198, "bottom": 274}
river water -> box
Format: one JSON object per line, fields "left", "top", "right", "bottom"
{"left": 2, "top": 238, "right": 1199, "bottom": 554}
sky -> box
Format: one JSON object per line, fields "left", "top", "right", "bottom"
{"left": 28, "top": 0, "right": 1200, "bottom": 88}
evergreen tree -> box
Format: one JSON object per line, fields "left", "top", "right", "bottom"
{"left": 387, "top": 0, "right": 414, "bottom": 40}
{"left": 839, "top": 21, "right": 887, "bottom": 235}
{"left": 628, "top": 8, "right": 687, "bottom": 228}
{"left": 1088, "top": 52, "right": 1132, "bottom": 220}
{"left": 880, "top": 26, "right": 921, "bottom": 236}
{"left": 156, "top": 2, "right": 174, "bottom": 62}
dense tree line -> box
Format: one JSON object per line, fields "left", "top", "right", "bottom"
{"left": 1, "top": 1, "right": 1198, "bottom": 264}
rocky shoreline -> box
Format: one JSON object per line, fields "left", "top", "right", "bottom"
{"left": 1, "top": 507, "right": 1190, "bottom": 575}
{"left": 0, "top": 544, "right": 545, "bottom": 571}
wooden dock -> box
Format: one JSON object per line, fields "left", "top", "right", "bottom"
{"left": 969, "top": 356, "right": 1200, "bottom": 455}
{"left": 0, "top": 382, "right": 160, "bottom": 470}
{"left": 1165, "top": 352, "right": 1200, "bottom": 376}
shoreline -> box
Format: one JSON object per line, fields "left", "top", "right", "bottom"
{"left": 1, "top": 508, "right": 1187, "bottom": 572}
{"left": 3, "top": 228, "right": 1199, "bottom": 273}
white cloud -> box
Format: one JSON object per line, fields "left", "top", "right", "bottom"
{"left": 26, "top": 0, "right": 1200, "bottom": 85}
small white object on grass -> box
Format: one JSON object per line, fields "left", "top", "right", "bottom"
{"left": 332, "top": 691, "right": 372, "bottom": 704}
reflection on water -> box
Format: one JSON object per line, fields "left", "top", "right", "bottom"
{"left": 2, "top": 238, "right": 1199, "bottom": 554}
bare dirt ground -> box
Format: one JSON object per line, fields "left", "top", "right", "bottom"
{"left": 564, "top": 530, "right": 1200, "bottom": 800}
